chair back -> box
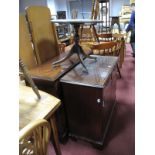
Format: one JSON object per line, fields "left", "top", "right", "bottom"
{"left": 26, "top": 6, "right": 60, "bottom": 64}
{"left": 19, "top": 119, "right": 51, "bottom": 155}
{"left": 80, "top": 0, "right": 99, "bottom": 42}
{"left": 97, "top": 33, "right": 113, "bottom": 42}
{"left": 91, "top": 0, "right": 100, "bottom": 20}
{"left": 19, "top": 14, "right": 37, "bottom": 69}
{"left": 91, "top": 41, "right": 122, "bottom": 56}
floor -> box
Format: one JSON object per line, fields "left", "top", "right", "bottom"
{"left": 48, "top": 43, "right": 135, "bottom": 155}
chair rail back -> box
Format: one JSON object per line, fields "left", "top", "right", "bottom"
{"left": 19, "top": 119, "right": 51, "bottom": 155}
{"left": 91, "top": 41, "right": 122, "bottom": 56}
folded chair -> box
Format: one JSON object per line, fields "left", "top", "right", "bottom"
{"left": 19, "top": 119, "right": 51, "bottom": 155}
{"left": 91, "top": 41, "right": 122, "bottom": 78}
{"left": 25, "top": 6, "right": 65, "bottom": 65}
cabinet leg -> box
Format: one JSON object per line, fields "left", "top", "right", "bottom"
{"left": 92, "top": 143, "right": 104, "bottom": 150}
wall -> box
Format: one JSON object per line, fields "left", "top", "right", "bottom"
{"left": 54, "top": 0, "right": 68, "bottom": 17}
{"left": 68, "top": 0, "right": 92, "bottom": 19}
{"left": 47, "top": 0, "right": 68, "bottom": 18}
{"left": 19, "top": 0, "right": 47, "bottom": 13}
{"left": 47, "top": 0, "right": 56, "bottom": 15}
{"left": 19, "top": 0, "right": 131, "bottom": 17}
{"left": 110, "top": 0, "right": 130, "bottom": 16}
{"left": 54, "top": 0, "right": 67, "bottom": 12}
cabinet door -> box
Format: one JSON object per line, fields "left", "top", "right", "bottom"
{"left": 61, "top": 83, "right": 104, "bottom": 141}
{"left": 101, "top": 70, "right": 117, "bottom": 132}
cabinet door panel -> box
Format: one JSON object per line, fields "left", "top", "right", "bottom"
{"left": 101, "top": 71, "right": 117, "bottom": 132}
{"left": 62, "top": 83, "right": 103, "bottom": 141}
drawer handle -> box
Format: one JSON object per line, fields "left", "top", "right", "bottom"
{"left": 97, "top": 98, "right": 101, "bottom": 104}
{"left": 97, "top": 99, "right": 105, "bottom": 107}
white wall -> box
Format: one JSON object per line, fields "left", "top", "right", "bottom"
{"left": 19, "top": 0, "right": 131, "bottom": 17}
{"left": 68, "top": 0, "right": 92, "bottom": 19}
{"left": 47, "top": 0, "right": 56, "bottom": 15}
{"left": 19, "top": 0, "right": 47, "bottom": 13}
{"left": 110, "top": 0, "right": 130, "bottom": 16}
{"left": 54, "top": 0, "right": 67, "bottom": 11}
{"left": 47, "top": 0, "right": 68, "bottom": 17}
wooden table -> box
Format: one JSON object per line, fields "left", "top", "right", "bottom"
{"left": 51, "top": 19, "right": 103, "bottom": 72}
{"left": 19, "top": 85, "right": 62, "bottom": 155}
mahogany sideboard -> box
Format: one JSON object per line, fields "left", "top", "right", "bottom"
{"left": 60, "top": 55, "right": 118, "bottom": 147}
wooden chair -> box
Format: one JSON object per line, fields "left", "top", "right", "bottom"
{"left": 91, "top": 0, "right": 100, "bottom": 20}
{"left": 19, "top": 14, "right": 37, "bottom": 69}
{"left": 19, "top": 119, "right": 51, "bottom": 155}
{"left": 25, "top": 6, "right": 65, "bottom": 65}
{"left": 91, "top": 41, "right": 122, "bottom": 78}
{"left": 96, "top": 33, "right": 125, "bottom": 68}
{"left": 80, "top": 0, "right": 100, "bottom": 42}
{"left": 97, "top": 33, "right": 113, "bottom": 42}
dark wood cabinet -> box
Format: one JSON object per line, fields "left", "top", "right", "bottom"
{"left": 60, "top": 55, "right": 118, "bottom": 147}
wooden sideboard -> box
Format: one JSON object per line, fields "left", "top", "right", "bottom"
{"left": 60, "top": 55, "right": 118, "bottom": 147}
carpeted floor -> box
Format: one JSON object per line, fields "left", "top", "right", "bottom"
{"left": 48, "top": 43, "right": 135, "bottom": 155}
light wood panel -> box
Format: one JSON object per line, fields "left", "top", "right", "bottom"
{"left": 19, "top": 15, "right": 37, "bottom": 69}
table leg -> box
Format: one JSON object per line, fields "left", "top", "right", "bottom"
{"left": 50, "top": 115, "right": 62, "bottom": 155}
{"left": 52, "top": 47, "right": 74, "bottom": 66}
{"left": 52, "top": 22, "right": 97, "bottom": 72}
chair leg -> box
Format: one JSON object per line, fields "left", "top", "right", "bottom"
{"left": 117, "top": 63, "right": 121, "bottom": 78}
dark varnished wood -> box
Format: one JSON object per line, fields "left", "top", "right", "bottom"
{"left": 60, "top": 55, "right": 118, "bottom": 147}
{"left": 28, "top": 45, "right": 92, "bottom": 142}
{"left": 29, "top": 45, "right": 91, "bottom": 82}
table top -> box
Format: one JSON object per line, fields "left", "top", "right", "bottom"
{"left": 29, "top": 45, "right": 91, "bottom": 81}
{"left": 51, "top": 19, "right": 104, "bottom": 24}
{"left": 60, "top": 55, "right": 118, "bottom": 88}
{"left": 19, "top": 85, "right": 61, "bottom": 130}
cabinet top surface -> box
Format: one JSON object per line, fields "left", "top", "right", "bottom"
{"left": 60, "top": 55, "right": 118, "bottom": 88}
